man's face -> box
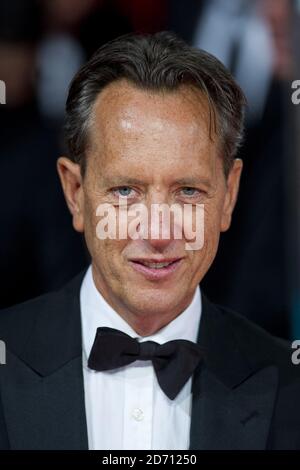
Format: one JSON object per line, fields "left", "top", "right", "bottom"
{"left": 58, "top": 80, "right": 242, "bottom": 334}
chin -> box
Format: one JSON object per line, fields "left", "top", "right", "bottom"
{"left": 125, "top": 287, "right": 186, "bottom": 316}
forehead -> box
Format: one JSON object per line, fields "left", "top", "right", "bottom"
{"left": 87, "top": 79, "right": 220, "bottom": 177}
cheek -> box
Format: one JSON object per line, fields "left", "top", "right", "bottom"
{"left": 187, "top": 203, "right": 223, "bottom": 268}
{"left": 92, "top": 238, "right": 128, "bottom": 276}
{"left": 204, "top": 196, "right": 226, "bottom": 233}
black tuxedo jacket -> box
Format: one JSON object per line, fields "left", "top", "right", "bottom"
{"left": 0, "top": 271, "right": 300, "bottom": 450}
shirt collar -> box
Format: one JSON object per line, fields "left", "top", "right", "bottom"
{"left": 80, "top": 265, "right": 202, "bottom": 362}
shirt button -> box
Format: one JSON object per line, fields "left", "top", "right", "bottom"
{"left": 131, "top": 408, "right": 144, "bottom": 421}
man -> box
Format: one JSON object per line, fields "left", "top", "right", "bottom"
{"left": 0, "top": 32, "right": 299, "bottom": 450}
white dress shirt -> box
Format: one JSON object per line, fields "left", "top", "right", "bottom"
{"left": 80, "top": 265, "right": 202, "bottom": 450}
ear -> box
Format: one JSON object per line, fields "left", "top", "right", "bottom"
{"left": 57, "top": 157, "right": 84, "bottom": 233}
{"left": 220, "top": 158, "right": 243, "bottom": 232}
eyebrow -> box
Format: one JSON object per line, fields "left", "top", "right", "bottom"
{"left": 172, "top": 177, "right": 212, "bottom": 187}
{"left": 102, "top": 177, "right": 146, "bottom": 186}
{"left": 102, "top": 176, "right": 212, "bottom": 188}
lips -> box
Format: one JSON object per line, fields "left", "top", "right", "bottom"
{"left": 128, "top": 258, "right": 183, "bottom": 280}
{"left": 136, "top": 260, "right": 174, "bottom": 269}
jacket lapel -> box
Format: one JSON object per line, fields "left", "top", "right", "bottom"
{"left": 0, "top": 271, "right": 89, "bottom": 449}
{"left": 189, "top": 295, "right": 278, "bottom": 450}
{"left": 0, "top": 352, "right": 88, "bottom": 449}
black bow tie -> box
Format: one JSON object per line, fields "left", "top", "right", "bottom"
{"left": 87, "top": 327, "right": 204, "bottom": 400}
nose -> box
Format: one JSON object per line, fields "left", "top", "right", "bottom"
{"left": 141, "top": 191, "right": 178, "bottom": 251}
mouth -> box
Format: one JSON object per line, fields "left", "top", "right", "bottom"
{"left": 128, "top": 257, "right": 183, "bottom": 280}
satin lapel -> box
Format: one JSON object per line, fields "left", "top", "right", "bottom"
{"left": 0, "top": 270, "right": 89, "bottom": 449}
{"left": 0, "top": 351, "right": 88, "bottom": 449}
{"left": 190, "top": 364, "right": 278, "bottom": 450}
{"left": 189, "top": 295, "right": 279, "bottom": 450}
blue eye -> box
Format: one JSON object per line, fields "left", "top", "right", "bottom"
{"left": 182, "top": 187, "right": 198, "bottom": 196}
{"left": 117, "top": 187, "right": 132, "bottom": 197}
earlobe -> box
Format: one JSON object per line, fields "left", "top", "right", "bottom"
{"left": 220, "top": 158, "right": 243, "bottom": 232}
{"left": 57, "top": 157, "right": 84, "bottom": 233}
